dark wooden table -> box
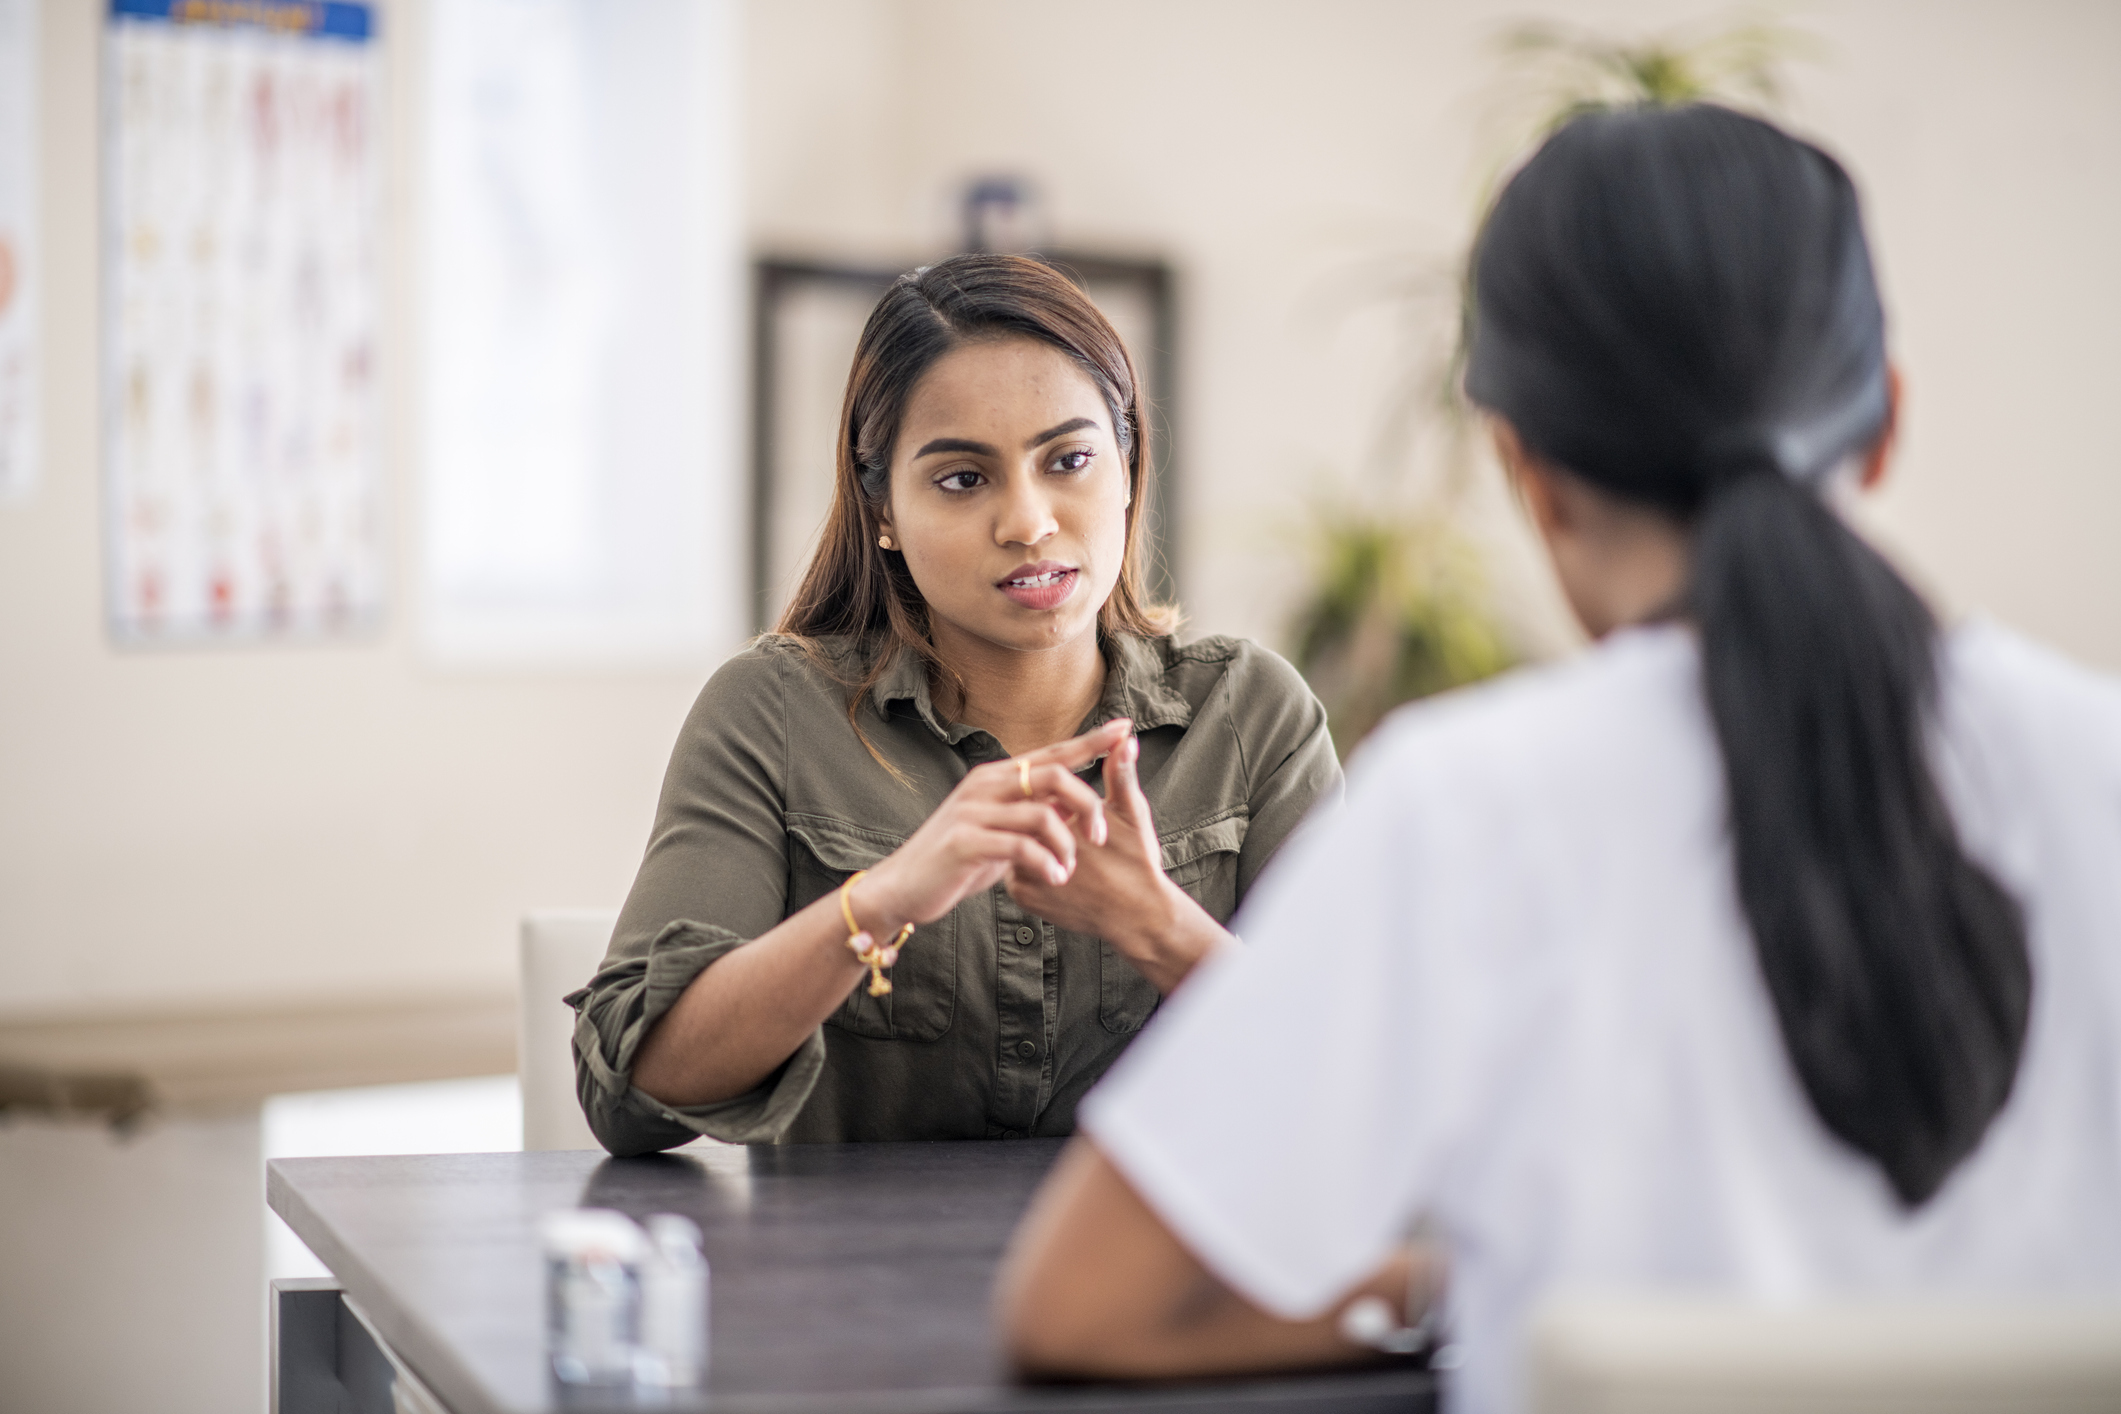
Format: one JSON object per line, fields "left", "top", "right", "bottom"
{"left": 268, "top": 1140, "right": 1434, "bottom": 1414}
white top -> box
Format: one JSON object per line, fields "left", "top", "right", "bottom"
{"left": 1082, "top": 621, "right": 2121, "bottom": 1414}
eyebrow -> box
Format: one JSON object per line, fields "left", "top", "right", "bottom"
{"left": 912, "top": 417, "right": 1103, "bottom": 461}
{"left": 1024, "top": 417, "right": 1099, "bottom": 448}
{"left": 913, "top": 437, "right": 997, "bottom": 458}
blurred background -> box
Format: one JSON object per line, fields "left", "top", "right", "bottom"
{"left": 0, "top": 1, "right": 2115, "bottom": 1410}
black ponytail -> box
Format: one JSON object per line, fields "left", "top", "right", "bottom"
{"left": 1466, "top": 105, "right": 2030, "bottom": 1206}
{"left": 1695, "top": 473, "right": 2029, "bottom": 1204}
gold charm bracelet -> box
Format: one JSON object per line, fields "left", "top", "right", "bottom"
{"left": 839, "top": 869, "right": 915, "bottom": 998}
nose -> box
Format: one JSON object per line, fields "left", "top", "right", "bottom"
{"left": 994, "top": 471, "right": 1059, "bottom": 550}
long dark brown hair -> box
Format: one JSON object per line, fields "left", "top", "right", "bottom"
{"left": 778, "top": 254, "right": 1178, "bottom": 763}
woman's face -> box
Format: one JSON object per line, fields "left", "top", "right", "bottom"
{"left": 880, "top": 336, "right": 1131, "bottom": 658}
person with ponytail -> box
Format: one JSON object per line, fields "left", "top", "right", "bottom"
{"left": 570, "top": 254, "right": 1338, "bottom": 1153}
{"left": 999, "top": 106, "right": 2121, "bottom": 1412}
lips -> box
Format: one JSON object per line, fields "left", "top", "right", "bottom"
{"left": 998, "top": 561, "right": 1080, "bottom": 611}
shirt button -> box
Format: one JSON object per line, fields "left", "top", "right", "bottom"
{"left": 1016, "top": 1040, "right": 1038, "bottom": 1059}
{"left": 1014, "top": 925, "right": 1036, "bottom": 946}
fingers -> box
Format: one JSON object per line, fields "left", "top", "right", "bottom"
{"left": 1025, "top": 718, "right": 1134, "bottom": 773}
{"left": 1101, "top": 732, "right": 1152, "bottom": 828}
{"left": 1027, "top": 763, "right": 1108, "bottom": 846}
{"left": 982, "top": 801, "right": 1080, "bottom": 875}
{"left": 939, "top": 813, "right": 1072, "bottom": 888}
{"left": 970, "top": 736, "right": 1123, "bottom": 847}
{"left": 966, "top": 826, "right": 1071, "bottom": 887}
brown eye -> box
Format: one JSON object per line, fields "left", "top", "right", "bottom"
{"left": 938, "top": 470, "right": 984, "bottom": 492}
{"left": 1053, "top": 449, "right": 1094, "bottom": 473}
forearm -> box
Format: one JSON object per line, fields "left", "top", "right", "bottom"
{"left": 1113, "top": 878, "right": 1231, "bottom": 994}
{"left": 631, "top": 881, "right": 892, "bottom": 1107}
{"left": 999, "top": 1140, "right": 1421, "bottom": 1379}
{"left": 1031, "top": 1254, "right": 1409, "bottom": 1380}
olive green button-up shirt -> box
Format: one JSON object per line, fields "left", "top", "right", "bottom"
{"left": 570, "top": 631, "right": 1340, "bottom": 1155}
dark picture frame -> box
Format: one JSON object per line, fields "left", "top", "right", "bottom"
{"left": 749, "top": 253, "right": 1180, "bottom": 632}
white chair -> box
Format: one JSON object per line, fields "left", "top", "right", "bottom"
{"left": 1526, "top": 1294, "right": 2121, "bottom": 1414}
{"left": 517, "top": 910, "right": 620, "bottom": 1151}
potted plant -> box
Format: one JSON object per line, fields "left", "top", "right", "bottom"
{"left": 1289, "top": 12, "right": 1815, "bottom": 757}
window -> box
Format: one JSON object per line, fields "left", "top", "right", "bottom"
{"left": 422, "top": 0, "right": 741, "bottom": 665}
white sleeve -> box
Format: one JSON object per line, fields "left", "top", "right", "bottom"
{"left": 1080, "top": 716, "right": 1523, "bottom": 1319}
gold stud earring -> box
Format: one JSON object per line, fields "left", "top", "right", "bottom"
{"left": 878, "top": 534, "right": 894, "bottom": 550}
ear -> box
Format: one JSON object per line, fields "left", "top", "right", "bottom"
{"left": 1859, "top": 364, "right": 1902, "bottom": 493}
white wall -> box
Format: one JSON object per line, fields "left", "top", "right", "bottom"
{"left": 751, "top": 0, "right": 2121, "bottom": 672}
{"left": 1800, "top": 1, "right": 2121, "bottom": 655}
{"left": 0, "top": 6, "right": 714, "bottom": 1405}
{"left": 0, "top": 0, "right": 721, "bottom": 1018}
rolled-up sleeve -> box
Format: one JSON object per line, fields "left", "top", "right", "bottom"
{"left": 567, "top": 646, "right": 830, "bottom": 1154}
{"left": 570, "top": 922, "right": 826, "bottom": 1153}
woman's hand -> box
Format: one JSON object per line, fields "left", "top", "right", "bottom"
{"left": 851, "top": 720, "right": 1132, "bottom": 937}
{"left": 999, "top": 1139, "right": 1436, "bottom": 1379}
{"left": 1005, "top": 726, "right": 1230, "bottom": 993}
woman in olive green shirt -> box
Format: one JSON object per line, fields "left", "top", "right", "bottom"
{"left": 572, "top": 254, "right": 1339, "bottom": 1154}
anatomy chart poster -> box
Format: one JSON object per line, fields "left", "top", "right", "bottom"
{"left": 0, "top": 0, "right": 35, "bottom": 502}
{"left": 104, "top": 0, "right": 382, "bottom": 641}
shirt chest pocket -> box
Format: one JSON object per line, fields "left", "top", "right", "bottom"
{"left": 786, "top": 814, "right": 958, "bottom": 1043}
{"left": 1098, "top": 812, "right": 1249, "bottom": 1035}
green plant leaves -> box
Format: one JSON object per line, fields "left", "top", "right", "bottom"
{"left": 1289, "top": 509, "right": 1513, "bottom": 757}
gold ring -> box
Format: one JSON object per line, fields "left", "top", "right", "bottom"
{"left": 1017, "top": 757, "right": 1032, "bottom": 800}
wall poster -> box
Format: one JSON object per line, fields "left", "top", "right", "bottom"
{"left": 104, "top": 0, "right": 382, "bottom": 641}
{"left": 0, "top": 0, "right": 35, "bottom": 502}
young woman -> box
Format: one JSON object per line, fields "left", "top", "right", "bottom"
{"left": 1000, "top": 106, "right": 2121, "bottom": 1411}
{"left": 570, "top": 254, "right": 1339, "bottom": 1153}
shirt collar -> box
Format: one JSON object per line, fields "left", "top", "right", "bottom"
{"left": 872, "top": 633, "right": 1194, "bottom": 745}
{"left": 1095, "top": 632, "right": 1195, "bottom": 733}
{"left": 871, "top": 643, "right": 958, "bottom": 740}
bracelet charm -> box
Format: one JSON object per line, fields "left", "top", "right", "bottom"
{"left": 839, "top": 869, "right": 915, "bottom": 997}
